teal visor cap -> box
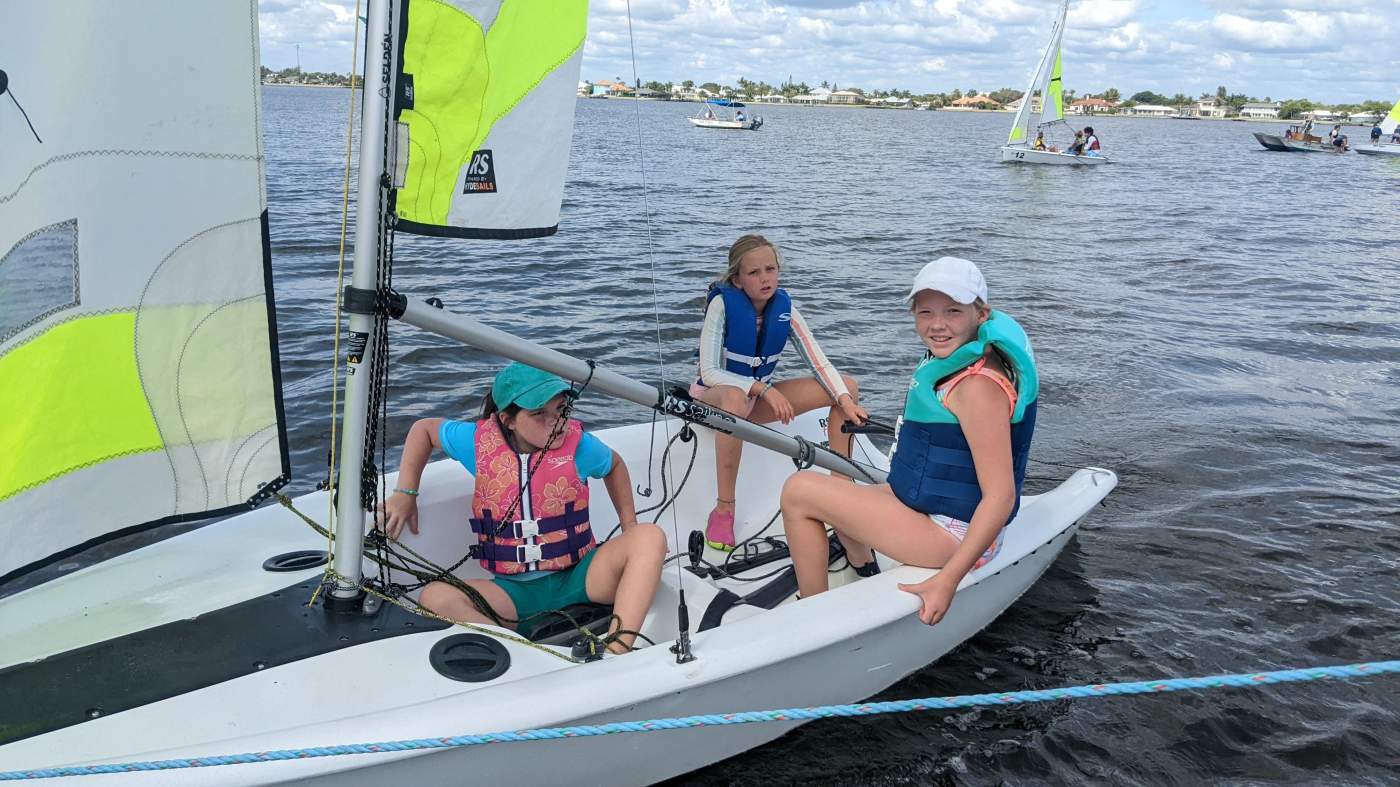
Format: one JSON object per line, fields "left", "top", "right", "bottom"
{"left": 491, "top": 363, "right": 574, "bottom": 410}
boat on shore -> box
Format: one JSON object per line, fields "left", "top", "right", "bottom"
{"left": 998, "top": 1, "right": 1108, "bottom": 166}
{"left": 689, "top": 98, "right": 762, "bottom": 130}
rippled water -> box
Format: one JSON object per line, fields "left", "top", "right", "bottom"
{"left": 263, "top": 88, "right": 1400, "bottom": 784}
{"left": 29, "top": 86, "right": 1399, "bottom": 782}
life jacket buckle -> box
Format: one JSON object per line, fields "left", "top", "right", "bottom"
{"left": 515, "top": 543, "right": 544, "bottom": 564}
{"left": 514, "top": 518, "right": 540, "bottom": 539}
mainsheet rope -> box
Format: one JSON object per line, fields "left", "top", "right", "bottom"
{"left": 5, "top": 660, "right": 1396, "bottom": 780}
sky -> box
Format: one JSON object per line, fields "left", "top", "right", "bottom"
{"left": 257, "top": 0, "right": 1400, "bottom": 104}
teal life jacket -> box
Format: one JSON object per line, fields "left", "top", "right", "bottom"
{"left": 886, "top": 310, "right": 1039, "bottom": 523}
{"left": 703, "top": 285, "right": 792, "bottom": 383}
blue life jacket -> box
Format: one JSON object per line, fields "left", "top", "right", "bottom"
{"left": 886, "top": 310, "right": 1039, "bottom": 524}
{"left": 704, "top": 285, "right": 792, "bottom": 383}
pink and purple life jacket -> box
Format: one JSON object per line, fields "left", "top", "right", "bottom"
{"left": 468, "top": 416, "right": 595, "bottom": 575}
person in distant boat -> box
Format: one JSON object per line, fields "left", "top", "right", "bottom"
{"left": 781, "top": 257, "right": 1038, "bottom": 625}
{"left": 1370, "top": 124, "right": 1382, "bottom": 145}
{"left": 1032, "top": 131, "right": 1047, "bottom": 151}
{"left": 1066, "top": 130, "right": 1085, "bottom": 155}
{"left": 735, "top": 108, "right": 747, "bottom": 123}
{"left": 1333, "top": 132, "right": 1349, "bottom": 152}
{"left": 1082, "top": 126, "right": 1102, "bottom": 156}
{"left": 377, "top": 363, "right": 668, "bottom": 653}
{"left": 693, "top": 234, "right": 869, "bottom": 553}
{"left": 1392, "top": 128, "right": 1400, "bottom": 144}
{"left": 1328, "top": 124, "right": 1341, "bottom": 145}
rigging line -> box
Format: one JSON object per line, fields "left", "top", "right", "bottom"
{"left": 319, "top": 0, "right": 366, "bottom": 602}
{"left": 623, "top": 0, "right": 690, "bottom": 630}
{"left": 5, "top": 89, "right": 43, "bottom": 144}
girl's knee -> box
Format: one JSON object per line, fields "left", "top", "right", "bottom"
{"left": 419, "top": 581, "right": 459, "bottom": 614}
{"left": 627, "top": 522, "right": 668, "bottom": 561}
{"left": 781, "top": 470, "right": 822, "bottom": 504}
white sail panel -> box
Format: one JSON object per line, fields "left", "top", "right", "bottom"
{"left": 0, "top": 0, "right": 289, "bottom": 582}
{"left": 389, "top": 0, "right": 588, "bottom": 239}
{"left": 1381, "top": 97, "right": 1400, "bottom": 135}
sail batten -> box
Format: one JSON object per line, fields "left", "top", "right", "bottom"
{"left": 0, "top": 1, "right": 289, "bottom": 583}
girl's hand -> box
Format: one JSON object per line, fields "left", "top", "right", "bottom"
{"left": 838, "top": 394, "right": 868, "bottom": 425}
{"left": 762, "top": 386, "right": 795, "bottom": 424}
{"left": 897, "top": 574, "right": 958, "bottom": 626}
{"left": 376, "top": 491, "right": 419, "bottom": 539}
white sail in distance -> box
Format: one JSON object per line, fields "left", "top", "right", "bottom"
{"left": 1380, "top": 97, "right": 1400, "bottom": 135}
{"left": 1008, "top": 0, "right": 1069, "bottom": 143}
{"left": 0, "top": 0, "right": 289, "bottom": 582}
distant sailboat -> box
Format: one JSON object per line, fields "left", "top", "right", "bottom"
{"left": 998, "top": 0, "right": 1107, "bottom": 166}
{"left": 1355, "top": 97, "right": 1400, "bottom": 157}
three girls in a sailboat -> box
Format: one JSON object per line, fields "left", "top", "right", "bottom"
{"left": 692, "top": 234, "right": 870, "bottom": 554}
{"left": 376, "top": 363, "right": 667, "bottom": 653}
{"left": 781, "top": 257, "right": 1038, "bottom": 625}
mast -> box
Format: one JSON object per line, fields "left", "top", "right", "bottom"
{"left": 329, "top": 0, "right": 393, "bottom": 603}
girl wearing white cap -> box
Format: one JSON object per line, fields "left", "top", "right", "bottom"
{"left": 780, "top": 257, "right": 1040, "bottom": 625}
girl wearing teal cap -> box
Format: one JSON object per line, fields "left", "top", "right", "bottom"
{"left": 780, "top": 258, "right": 1039, "bottom": 626}
{"left": 378, "top": 363, "right": 667, "bottom": 653}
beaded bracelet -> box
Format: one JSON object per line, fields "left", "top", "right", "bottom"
{"left": 394, "top": 487, "right": 419, "bottom": 497}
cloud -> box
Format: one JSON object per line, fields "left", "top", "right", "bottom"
{"left": 256, "top": 0, "right": 1400, "bottom": 103}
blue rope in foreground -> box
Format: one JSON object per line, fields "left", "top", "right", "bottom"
{"left": 4, "top": 660, "right": 1397, "bottom": 781}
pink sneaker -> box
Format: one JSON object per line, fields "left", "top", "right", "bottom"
{"left": 705, "top": 508, "right": 736, "bottom": 552}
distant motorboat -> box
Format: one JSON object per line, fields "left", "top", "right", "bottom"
{"left": 1255, "top": 123, "right": 1346, "bottom": 153}
{"left": 689, "top": 98, "right": 762, "bottom": 131}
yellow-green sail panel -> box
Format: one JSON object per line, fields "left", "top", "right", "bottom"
{"left": 391, "top": 0, "right": 588, "bottom": 238}
{"left": 1044, "top": 52, "right": 1064, "bottom": 123}
{"left": 0, "top": 314, "right": 163, "bottom": 502}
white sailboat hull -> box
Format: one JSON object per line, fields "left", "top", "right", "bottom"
{"left": 999, "top": 145, "right": 1108, "bottom": 166}
{"left": 688, "top": 117, "right": 759, "bottom": 130}
{"left": 0, "top": 413, "right": 1116, "bottom": 784}
{"left": 1354, "top": 142, "right": 1400, "bottom": 157}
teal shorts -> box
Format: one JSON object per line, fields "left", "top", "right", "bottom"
{"left": 492, "top": 548, "right": 599, "bottom": 629}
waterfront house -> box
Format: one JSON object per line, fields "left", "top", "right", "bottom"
{"left": 791, "top": 87, "right": 833, "bottom": 105}
{"left": 1125, "top": 103, "right": 1174, "bottom": 117}
{"left": 951, "top": 94, "right": 1001, "bottom": 110}
{"left": 1192, "top": 97, "right": 1229, "bottom": 118}
{"left": 1069, "top": 97, "right": 1117, "bottom": 115}
{"left": 1302, "top": 108, "right": 1341, "bottom": 121}
{"left": 829, "top": 90, "right": 865, "bottom": 105}
{"left": 577, "top": 80, "right": 591, "bottom": 97}
{"left": 1005, "top": 95, "right": 1043, "bottom": 114}
{"left": 876, "top": 96, "right": 912, "bottom": 108}
{"left": 1239, "top": 101, "right": 1280, "bottom": 119}
{"left": 755, "top": 94, "right": 789, "bottom": 104}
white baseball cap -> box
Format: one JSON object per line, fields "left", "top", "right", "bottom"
{"left": 906, "top": 257, "right": 988, "bottom": 304}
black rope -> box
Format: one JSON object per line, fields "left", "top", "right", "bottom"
{"left": 2, "top": 77, "right": 44, "bottom": 144}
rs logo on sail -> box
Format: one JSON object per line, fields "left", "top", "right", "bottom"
{"left": 463, "top": 149, "right": 497, "bottom": 194}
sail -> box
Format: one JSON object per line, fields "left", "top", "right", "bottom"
{"left": 1008, "top": 0, "right": 1068, "bottom": 143}
{"left": 1381, "top": 97, "right": 1400, "bottom": 135}
{"left": 1041, "top": 51, "right": 1065, "bottom": 125}
{"left": 0, "top": 0, "right": 289, "bottom": 582}
{"left": 388, "top": 0, "right": 589, "bottom": 239}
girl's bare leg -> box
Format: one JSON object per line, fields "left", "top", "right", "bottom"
{"left": 586, "top": 523, "right": 669, "bottom": 653}
{"left": 698, "top": 384, "right": 750, "bottom": 513}
{"left": 419, "top": 578, "right": 518, "bottom": 626}
{"left": 752, "top": 376, "right": 876, "bottom": 566}
{"left": 780, "top": 472, "right": 960, "bottom": 599}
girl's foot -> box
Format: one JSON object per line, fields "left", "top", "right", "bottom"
{"left": 705, "top": 507, "right": 736, "bottom": 551}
